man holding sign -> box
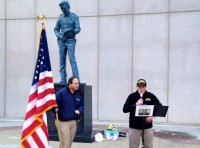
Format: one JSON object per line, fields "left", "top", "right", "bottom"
{"left": 123, "top": 79, "right": 162, "bottom": 148}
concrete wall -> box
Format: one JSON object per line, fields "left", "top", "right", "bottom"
{"left": 1, "top": 0, "right": 200, "bottom": 124}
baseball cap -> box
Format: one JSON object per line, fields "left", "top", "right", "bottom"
{"left": 137, "top": 79, "right": 147, "bottom": 87}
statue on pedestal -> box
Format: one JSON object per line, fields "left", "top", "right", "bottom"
{"left": 54, "top": 0, "right": 81, "bottom": 83}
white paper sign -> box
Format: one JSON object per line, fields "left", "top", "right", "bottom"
{"left": 135, "top": 105, "right": 154, "bottom": 117}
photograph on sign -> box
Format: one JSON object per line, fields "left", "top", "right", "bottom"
{"left": 135, "top": 105, "right": 154, "bottom": 117}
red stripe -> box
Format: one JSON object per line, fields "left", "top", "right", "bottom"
{"left": 22, "top": 100, "right": 56, "bottom": 137}
{"left": 24, "top": 95, "right": 56, "bottom": 122}
{"left": 24, "top": 106, "right": 36, "bottom": 120}
{"left": 32, "top": 131, "right": 45, "bottom": 148}
{"left": 37, "top": 88, "right": 55, "bottom": 100}
{"left": 25, "top": 98, "right": 56, "bottom": 121}
{"left": 28, "top": 90, "right": 37, "bottom": 103}
{"left": 22, "top": 139, "right": 31, "bottom": 148}
{"left": 38, "top": 76, "right": 53, "bottom": 86}
{"left": 21, "top": 120, "right": 40, "bottom": 139}
{"left": 28, "top": 76, "right": 54, "bottom": 103}
{"left": 28, "top": 77, "right": 54, "bottom": 103}
{"left": 25, "top": 88, "right": 55, "bottom": 119}
{"left": 36, "top": 100, "right": 56, "bottom": 114}
{"left": 41, "top": 119, "right": 48, "bottom": 139}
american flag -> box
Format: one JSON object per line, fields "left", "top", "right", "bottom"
{"left": 21, "top": 27, "right": 56, "bottom": 148}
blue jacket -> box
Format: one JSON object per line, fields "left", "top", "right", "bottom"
{"left": 56, "top": 87, "right": 84, "bottom": 121}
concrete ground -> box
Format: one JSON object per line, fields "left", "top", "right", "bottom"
{"left": 0, "top": 120, "right": 199, "bottom": 148}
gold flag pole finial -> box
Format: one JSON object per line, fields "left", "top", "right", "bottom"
{"left": 36, "top": 15, "right": 47, "bottom": 29}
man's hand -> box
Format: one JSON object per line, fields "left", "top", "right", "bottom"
{"left": 136, "top": 99, "right": 143, "bottom": 105}
{"left": 58, "top": 35, "right": 64, "bottom": 41}
{"left": 75, "top": 110, "right": 80, "bottom": 115}
{"left": 145, "top": 117, "right": 153, "bottom": 124}
{"left": 55, "top": 108, "right": 58, "bottom": 112}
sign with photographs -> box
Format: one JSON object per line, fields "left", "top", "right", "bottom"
{"left": 135, "top": 105, "right": 154, "bottom": 117}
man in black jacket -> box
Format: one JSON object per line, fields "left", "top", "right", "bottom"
{"left": 123, "top": 79, "right": 162, "bottom": 148}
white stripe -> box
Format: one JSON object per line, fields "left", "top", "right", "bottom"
{"left": 43, "top": 113, "right": 47, "bottom": 125}
{"left": 29, "top": 70, "right": 53, "bottom": 95}
{"left": 26, "top": 71, "right": 54, "bottom": 113}
{"left": 38, "top": 82, "right": 54, "bottom": 94}
{"left": 26, "top": 135, "right": 38, "bottom": 148}
{"left": 26, "top": 98, "right": 37, "bottom": 113}
{"left": 22, "top": 114, "right": 36, "bottom": 130}
{"left": 23, "top": 104, "right": 51, "bottom": 130}
{"left": 23, "top": 114, "right": 48, "bottom": 147}
{"left": 36, "top": 127, "right": 49, "bottom": 148}
{"left": 39, "top": 71, "right": 53, "bottom": 80}
{"left": 27, "top": 72, "right": 54, "bottom": 112}
{"left": 29, "top": 83, "right": 38, "bottom": 95}
{"left": 36, "top": 94, "right": 56, "bottom": 108}
{"left": 35, "top": 114, "right": 48, "bottom": 147}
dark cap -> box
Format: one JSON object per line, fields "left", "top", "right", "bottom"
{"left": 137, "top": 79, "right": 147, "bottom": 87}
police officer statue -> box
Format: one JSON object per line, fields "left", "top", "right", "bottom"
{"left": 54, "top": 0, "right": 81, "bottom": 83}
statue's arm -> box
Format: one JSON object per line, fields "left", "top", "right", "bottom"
{"left": 74, "top": 15, "right": 81, "bottom": 34}
{"left": 54, "top": 18, "right": 62, "bottom": 39}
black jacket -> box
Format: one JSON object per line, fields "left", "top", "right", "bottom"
{"left": 123, "top": 90, "right": 161, "bottom": 129}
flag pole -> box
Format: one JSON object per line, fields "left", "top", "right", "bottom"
{"left": 36, "top": 14, "right": 47, "bottom": 54}
{"left": 56, "top": 112, "right": 62, "bottom": 148}
{"left": 36, "top": 14, "right": 62, "bottom": 147}
{"left": 36, "top": 14, "right": 47, "bottom": 30}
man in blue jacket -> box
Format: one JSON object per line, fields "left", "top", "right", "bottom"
{"left": 55, "top": 76, "right": 84, "bottom": 148}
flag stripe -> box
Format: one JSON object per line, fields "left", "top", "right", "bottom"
{"left": 29, "top": 83, "right": 38, "bottom": 96}
{"left": 29, "top": 71, "right": 54, "bottom": 103}
{"left": 21, "top": 121, "right": 40, "bottom": 143}
{"left": 32, "top": 127, "right": 45, "bottom": 148}
{"left": 25, "top": 100, "right": 37, "bottom": 118}
{"left": 37, "top": 89, "right": 55, "bottom": 101}
{"left": 22, "top": 138, "right": 31, "bottom": 148}
{"left": 22, "top": 110, "right": 37, "bottom": 130}
{"left": 36, "top": 100, "right": 57, "bottom": 114}
{"left": 27, "top": 132, "right": 39, "bottom": 148}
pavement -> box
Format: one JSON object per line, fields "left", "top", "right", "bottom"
{"left": 0, "top": 120, "right": 199, "bottom": 148}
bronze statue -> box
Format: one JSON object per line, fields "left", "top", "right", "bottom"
{"left": 54, "top": 0, "right": 81, "bottom": 83}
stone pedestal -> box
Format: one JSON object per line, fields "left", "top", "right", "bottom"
{"left": 47, "top": 83, "right": 93, "bottom": 143}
